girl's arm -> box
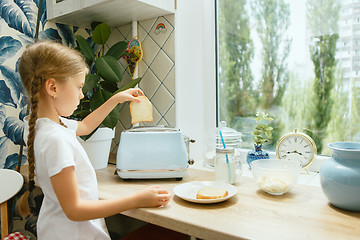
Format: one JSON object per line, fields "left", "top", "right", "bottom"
{"left": 50, "top": 166, "right": 170, "bottom": 221}
{"left": 76, "top": 88, "right": 143, "bottom": 136}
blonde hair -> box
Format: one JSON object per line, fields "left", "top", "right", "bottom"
{"left": 18, "top": 40, "right": 88, "bottom": 216}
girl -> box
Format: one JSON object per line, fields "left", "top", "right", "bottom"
{"left": 18, "top": 40, "right": 171, "bottom": 240}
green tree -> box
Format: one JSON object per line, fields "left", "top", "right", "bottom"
{"left": 306, "top": 0, "right": 340, "bottom": 37}
{"left": 280, "top": 73, "right": 308, "bottom": 133}
{"left": 325, "top": 70, "right": 347, "bottom": 154}
{"left": 251, "top": 0, "right": 291, "bottom": 149}
{"left": 251, "top": 0, "right": 291, "bottom": 110}
{"left": 306, "top": 0, "right": 340, "bottom": 153}
{"left": 218, "top": 0, "right": 255, "bottom": 127}
{"left": 307, "top": 34, "right": 338, "bottom": 153}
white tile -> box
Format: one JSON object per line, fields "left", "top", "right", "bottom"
{"left": 116, "top": 66, "right": 132, "bottom": 87}
{"left": 164, "top": 102, "right": 176, "bottom": 127}
{"left": 138, "top": 23, "right": 148, "bottom": 43}
{"left": 108, "top": 27, "right": 127, "bottom": 48}
{"left": 115, "top": 24, "right": 132, "bottom": 40}
{"left": 138, "top": 17, "right": 157, "bottom": 35}
{"left": 157, "top": 118, "right": 169, "bottom": 127}
{"left": 119, "top": 58, "right": 128, "bottom": 74}
{"left": 138, "top": 60, "right": 148, "bottom": 77}
{"left": 118, "top": 102, "right": 131, "bottom": 129}
{"left": 138, "top": 69, "right": 161, "bottom": 98}
{"left": 151, "top": 84, "right": 175, "bottom": 117}
{"left": 152, "top": 106, "right": 162, "bottom": 125}
{"left": 151, "top": 50, "right": 174, "bottom": 82}
{"left": 162, "top": 31, "right": 175, "bottom": 62}
{"left": 149, "top": 17, "right": 174, "bottom": 48}
{"left": 164, "top": 14, "right": 175, "bottom": 27}
{"left": 142, "top": 36, "right": 160, "bottom": 66}
{"left": 162, "top": 67, "right": 175, "bottom": 95}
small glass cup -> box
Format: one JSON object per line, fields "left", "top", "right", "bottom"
{"left": 215, "top": 147, "right": 241, "bottom": 184}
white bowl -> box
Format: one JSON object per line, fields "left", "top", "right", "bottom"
{"left": 251, "top": 159, "right": 300, "bottom": 195}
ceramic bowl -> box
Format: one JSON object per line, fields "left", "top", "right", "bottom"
{"left": 251, "top": 159, "right": 301, "bottom": 195}
{"left": 320, "top": 142, "right": 360, "bottom": 212}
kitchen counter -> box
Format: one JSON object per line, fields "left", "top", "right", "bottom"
{"left": 96, "top": 165, "right": 360, "bottom": 240}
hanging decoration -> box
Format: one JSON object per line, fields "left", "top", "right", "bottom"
{"left": 123, "top": 37, "right": 143, "bottom": 78}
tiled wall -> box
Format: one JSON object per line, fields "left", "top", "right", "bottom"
{"left": 0, "top": 0, "right": 175, "bottom": 163}
{"left": 110, "top": 14, "right": 176, "bottom": 153}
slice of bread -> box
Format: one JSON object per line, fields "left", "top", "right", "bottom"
{"left": 196, "top": 187, "right": 229, "bottom": 199}
{"left": 130, "top": 96, "right": 153, "bottom": 124}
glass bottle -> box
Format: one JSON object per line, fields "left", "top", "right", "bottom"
{"left": 215, "top": 147, "right": 241, "bottom": 184}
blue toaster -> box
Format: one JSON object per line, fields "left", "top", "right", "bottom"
{"left": 116, "top": 126, "right": 189, "bottom": 180}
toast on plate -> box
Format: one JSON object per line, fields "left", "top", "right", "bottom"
{"left": 196, "top": 187, "right": 229, "bottom": 199}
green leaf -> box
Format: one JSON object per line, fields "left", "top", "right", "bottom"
{"left": 95, "top": 56, "right": 122, "bottom": 83}
{"left": 91, "top": 21, "right": 102, "bottom": 30}
{"left": 265, "top": 126, "right": 273, "bottom": 131}
{"left": 252, "top": 130, "right": 262, "bottom": 136}
{"left": 92, "top": 23, "right": 111, "bottom": 45}
{"left": 75, "top": 35, "right": 95, "bottom": 63}
{"left": 83, "top": 74, "right": 100, "bottom": 94}
{"left": 114, "top": 77, "right": 142, "bottom": 94}
{"left": 90, "top": 88, "right": 119, "bottom": 128}
{"left": 265, "top": 131, "right": 272, "bottom": 138}
{"left": 106, "top": 41, "right": 128, "bottom": 60}
{"left": 100, "top": 80, "right": 118, "bottom": 93}
{"left": 103, "top": 107, "right": 120, "bottom": 129}
{"left": 256, "top": 124, "right": 266, "bottom": 130}
{"left": 72, "top": 109, "right": 91, "bottom": 120}
{"left": 90, "top": 88, "right": 111, "bottom": 110}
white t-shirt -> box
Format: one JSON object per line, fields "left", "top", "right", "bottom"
{"left": 24, "top": 117, "right": 110, "bottom": 240}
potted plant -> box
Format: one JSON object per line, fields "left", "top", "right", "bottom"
{"left": 246, "top": 112, "right": 274, "bottom": 168}
{"left": 73, "top": 22, "right": 142, "bottom": 169}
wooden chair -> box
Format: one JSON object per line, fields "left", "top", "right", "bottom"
{"left": 0, "top": 169, "right": 24, "bottom": 239}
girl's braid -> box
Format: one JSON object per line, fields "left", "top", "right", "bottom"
{"left": 27, "top": 76, "right": 42, "bottom": 191}
{"left": 18, "top": 76, "right": 42, "bottom": 217}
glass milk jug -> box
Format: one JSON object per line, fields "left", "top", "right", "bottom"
{"left": 215, "top": 147, "right": 242, "bottom": 184}
{"left": 204, "top": 121, "right": 242, "bottom": 168}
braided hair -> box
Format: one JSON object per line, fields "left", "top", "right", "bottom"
{"left": 17, "top": 40, "right": 88, "bottom": 216}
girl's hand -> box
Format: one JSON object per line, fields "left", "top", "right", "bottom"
{"left": 115, "top": 88, "right": 144, "bottom": 103}
{"left": 134, "top": 186, "right": 171, "bottom": 208}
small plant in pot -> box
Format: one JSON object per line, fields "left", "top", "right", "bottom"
{"left": 73, "top": 22, "right": 142, "bottom": 140}
{"left": 246, "top": 112, "right": 274, "bottom": 168}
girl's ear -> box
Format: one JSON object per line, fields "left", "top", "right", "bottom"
{"left": 44, "top": 78, "right": 57, "bottom": 98}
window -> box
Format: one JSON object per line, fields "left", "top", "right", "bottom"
{"left": 217, "top": 0, "right": 360, "bottom": 155}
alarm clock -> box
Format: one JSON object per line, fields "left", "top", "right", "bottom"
{"left": 276, "top": 129, "right": 317, "bottom": 169}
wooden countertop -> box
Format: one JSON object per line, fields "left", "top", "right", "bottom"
{"left": 96, "top": 165, "right": 360, "bottom": 240}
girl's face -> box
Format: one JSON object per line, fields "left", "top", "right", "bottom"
{"left": 54, "top": 72, "right": 85, "bottom": 117}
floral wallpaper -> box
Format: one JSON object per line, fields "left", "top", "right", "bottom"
{"left": 0, "top": 0, "right": 90, "bottom": 170}
{"left": 0, "top": 1, "right": 92, "bottom": 238}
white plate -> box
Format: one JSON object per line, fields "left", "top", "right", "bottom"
{"left": 173, "top": 181, "right": 237, "bottom": 204}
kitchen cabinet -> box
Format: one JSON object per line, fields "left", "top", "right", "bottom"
{"left": 46, "top": 0, "right": 176, "bottom": 28}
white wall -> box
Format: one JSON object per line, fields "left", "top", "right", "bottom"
{"left": 175, "top": 0, "right": 216, "bottom": 166}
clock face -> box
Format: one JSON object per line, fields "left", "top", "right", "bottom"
{"left": 276, "top": 133, "right": 317, "bottom": 168}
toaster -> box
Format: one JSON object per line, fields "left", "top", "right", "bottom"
{"left": 116, "top": 126, "right": 189, "bottom": 180}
